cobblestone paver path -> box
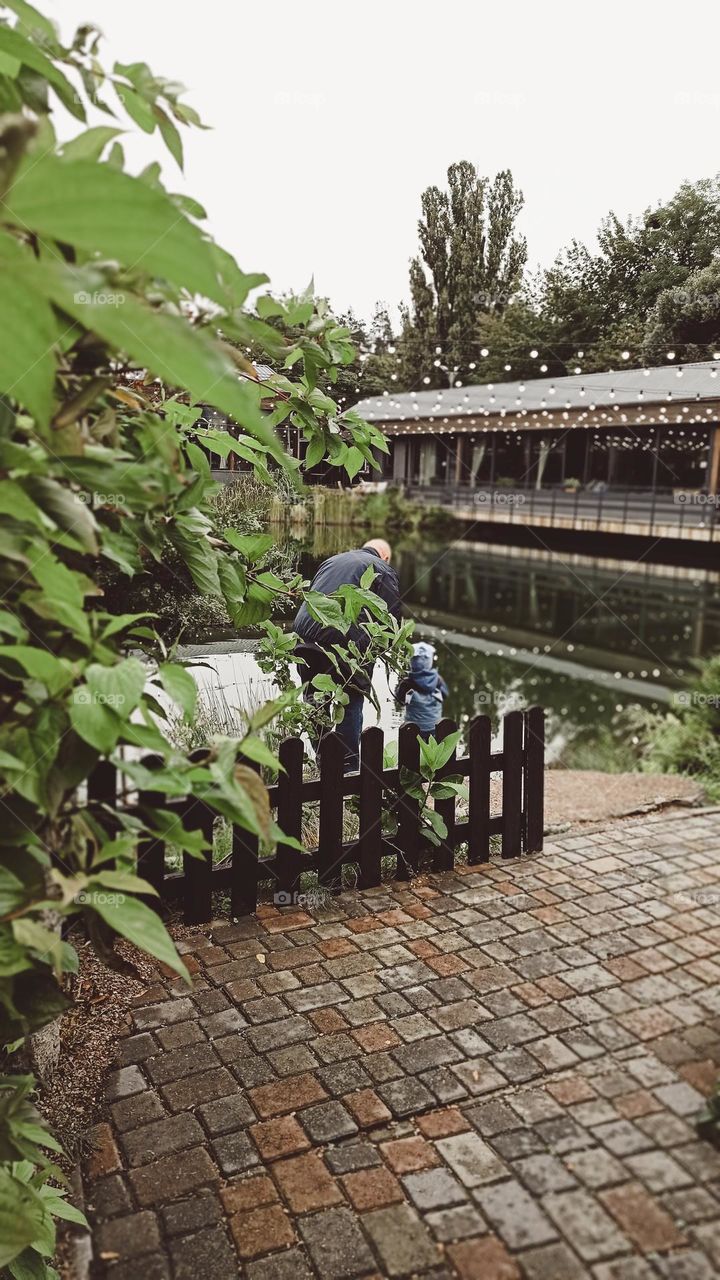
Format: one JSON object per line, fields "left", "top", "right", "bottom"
{"left": 85, "top": 809, "right": 720, "bottom": 1279}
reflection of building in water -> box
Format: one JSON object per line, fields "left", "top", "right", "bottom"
{"left": 393, "top": 541, "right": 720, "bottom": 670}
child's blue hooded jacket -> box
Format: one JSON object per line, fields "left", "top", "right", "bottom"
{"left": 395, "top": 641, "right": 449, "bottom": 733}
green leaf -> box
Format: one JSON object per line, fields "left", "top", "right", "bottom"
{"left": 37, "top": 1193, "right": 88, "bottom": 1229}
{"left": 12, "top": 921, "right": 77, "bottom": 977}
{"left": 223, "top": 530, "right": 274, "bottom": 562}
{"left": 311, "top": 673, "right": 336, "bottom": 693}
{"left": 418, "top": 730, "right": 462, "bottom": 774}
{"left": 143, "top": 810, "right": 209, "bottom": 857}
{"left": 9, "top": 1245, "right": 54, "bottom": 1279}
{"left": 89, "top": 835, "right": 137, "bottom": 868}
{"left": 99, "top": 612, "right": 154, "bottom": 641}
{"left": 113, "top": 80, "right": 155, "bottom": 131}
{"left": 85, "top": 658, "right": 147, "bottom": 719}
{"left": 68, "top": 691, "right": 121, "bottom": 754}
{"left": 247, "top": 689, "right": 298, "bottom": 732}
{"left": 3, "top": 1, "right": 60, "bottom": 49}
{"left": 304, "top": 591, "right": 347, "bottom": 632}
{"left": 0, "top": 610, "right": 27, "bottom": 640}
{"left": 303, "top": 434, "right": 326, "bottom": 470}
{"left": 157, "top": 663, "right": 197, "bottom": 719}
{"left": 22, "top": 477, "right": 98, "bottom": 553}
{"left": 0, "top": 260, "right": 58, "bottom": 426}
{"left": 0, "top": 971, "right": 69, "bottom": 1040}
{"left": 171, "top": 527, "right": 221, "bottom": 595}
{"left": 239, "top": 735, "right": 281, "bottom": 772}
{"left": 0, "top": 243, "right": 287, "bottom": 464}
{"left": 170, "top": 192, "right": 206, "bottom": 220}
{"left": 87, "top": 871, "right": 158, "bottom": 897}
{"left": 0, "top": 480, "right": 45, "bottom": 530}
{"left": 154, "top": 104, "right": 183, "bottom": 169}
{"left": 83, "top": 891, "right": 190, "bottom": 983}
{"left": 59, "top": 127, "right": 123, "bottom": 163}
{"left": 344, "top": 446, "right": 365, "bottom": 480}
{"left": 0, "top": 925, "right": 31, "bottom": 975}
{"left": 0, "top": 646, "right": 71, "bottom": 695}
{"left": 0, "top": 25, "right": 84, "bottom": 121}
{"left": 0, "top": 1167, "right": 43, "bottom": 1266}
{"left": 5, "top": 157, "right": 227, "bottom": 305}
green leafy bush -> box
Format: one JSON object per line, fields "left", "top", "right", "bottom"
{"left": 0, "top": 4, "right": 404, "bottom": 1273}
{"left": 627, "top": 655, "right": 720, "bottom": 801}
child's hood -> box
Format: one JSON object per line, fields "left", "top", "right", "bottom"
{"left": 409, "top": 641, "right": 440, "bottom": 693}
{"left": 411, "top": 641, "right": 436, "bottom": 672}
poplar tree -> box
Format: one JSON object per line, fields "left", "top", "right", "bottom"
{"left": 401, "top": 162, "right": 527, "bottom": 387}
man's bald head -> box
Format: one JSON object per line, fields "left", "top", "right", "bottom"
{"left": 363, "top": 537, "right": 392, "bottom": 563}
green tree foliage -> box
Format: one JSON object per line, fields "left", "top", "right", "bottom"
{"left": 400, "top": 162, "right": 527, "bottom": 387}
{"left": 0, "top": 6, "right": 406, "bottom": 1273}
{"left": 643, "top": 261, "right": 720, "bottom": 365}
{"left": 475, "top": 177, "right": 720, "bottom": 380}
{"left": 329, "top": 304, "right": 404, "bottom": 408}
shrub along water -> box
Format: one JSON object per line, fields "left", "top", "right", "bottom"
{"left": 627, "top": 654, "right": 720, "bottom": 802}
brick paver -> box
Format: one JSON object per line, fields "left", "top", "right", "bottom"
{"left": 83, "top": 809, "right": 720, "bottom": 1278}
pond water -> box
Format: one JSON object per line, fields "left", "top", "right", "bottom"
{"left": 180, "top": 532, "right": 720, "bottom": 769}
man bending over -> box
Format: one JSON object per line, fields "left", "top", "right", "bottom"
{"left": 293, "top": 538, "right": 401, "bottom": 770}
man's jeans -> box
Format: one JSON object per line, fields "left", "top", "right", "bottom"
{"left": 304, "top": 685, "right": 364, "bottom": 773}
{"left": 334, "top": 691, "right": 364, "bottom": 772}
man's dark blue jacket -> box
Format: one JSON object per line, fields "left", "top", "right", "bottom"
{"left": 294, "top": 546, "right": 401, "bottom": 693}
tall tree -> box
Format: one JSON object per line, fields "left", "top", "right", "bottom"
{"left": 401, "top": 162, "right": 526, "bottom": 387}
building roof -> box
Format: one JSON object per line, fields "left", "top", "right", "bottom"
{"left": 355, "top": 361, "right": 720, "bottom": 427}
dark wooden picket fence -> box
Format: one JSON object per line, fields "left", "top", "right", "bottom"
{"left": 89, "top": 708, "right": 544, "bottom": 924}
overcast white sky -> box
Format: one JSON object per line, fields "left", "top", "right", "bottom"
{"left": 50, "top": 0, "right": 720, "bottom": 322}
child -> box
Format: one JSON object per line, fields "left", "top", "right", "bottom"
{"left": 394, "top": 641, "right": 449, "bottom": 737}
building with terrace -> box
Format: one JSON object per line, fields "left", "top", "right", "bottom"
{"left": 354, "top": 362, "right": 720, "bottom": 546}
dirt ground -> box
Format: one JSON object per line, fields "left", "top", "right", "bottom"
{"left": 536, "top": 767, "right": 703, "bottom": 829}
